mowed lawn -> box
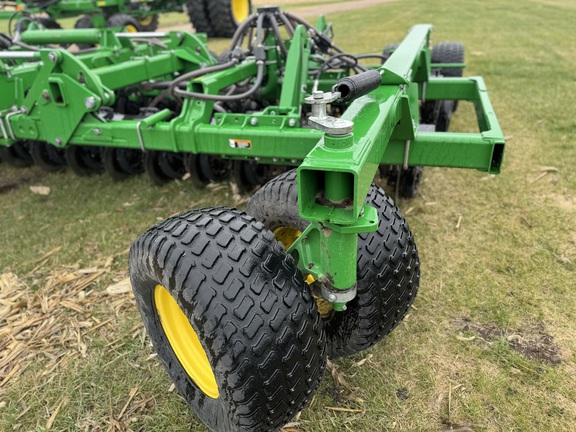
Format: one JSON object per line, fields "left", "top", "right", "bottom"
{"left": 1, "top": 0, "right": 575, "bottom": 431}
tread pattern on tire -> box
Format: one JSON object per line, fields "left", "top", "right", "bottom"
{"left": 106, "top": 13, "right": 142, "bottom": 31}
{"left": 246, "top": 170, "right": 420, "bottom": 358}
{"left": 187, "top": 0, "right": 215, "bottom": 36}
{"left": 129, "top": 207, "right": 326, "bottom": 432}
{"left": 207, "top": 0, "right": 250, "bottom": 38}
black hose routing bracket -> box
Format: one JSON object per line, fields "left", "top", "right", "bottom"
{"left": 332, "top": 69, "right": 382, "bottom": 103}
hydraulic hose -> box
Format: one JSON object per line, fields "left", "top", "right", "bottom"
{"left": 172, "top": 62, "right": 265, "bottom": 102}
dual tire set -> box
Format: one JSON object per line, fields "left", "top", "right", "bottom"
{"left": 129, "top": 170, "right": 420, "bottom": 431}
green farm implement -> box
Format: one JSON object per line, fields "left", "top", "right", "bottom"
{"left": 0, "top": 7, "right": 505, "bottom": 431}
{"left": 0, "top": 0, "right": 251, "bottom": 37}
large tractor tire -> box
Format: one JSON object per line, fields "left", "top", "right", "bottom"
{"left": 186, "top": 0, "right": 215, "bottom": 36}
{"left": 129, "top": 207, "right": 326, "bottom": 432}
{"left": 74, "top": 15, "right": 94, "bottom": 50}
{"left": 36, "top": 17, "right": 61, "bottom": 29}
{"left": 246, "top": 170, "right": 420, "bottom": 358}
{"left": 136, "top": 14, "right": 159, "bottom": 32}
{"left": 207, "top": 0, "right": 252, "bottom": 38}
{"left": 106, "top": 14, "right": 142, "bottom": 33}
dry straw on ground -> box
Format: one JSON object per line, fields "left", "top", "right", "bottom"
{"left": 0, "top": 260, "right": 133, "bottom": 392}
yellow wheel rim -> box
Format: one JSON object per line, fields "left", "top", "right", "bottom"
{"left": 154, "top": 285, "right": 219, "bottom": 399}
{"left": 125, "top": 24, "right": 138, "bottom": 33}
{"left": 273, "top": 227, "right": 333, "bottom": 318}
{"left": 231, "top": 0, "right": 250, "bottom": 23}
{"left": 138, "top": 15, "right": 154, "bottom": 26}
{"left": 273, "top": 227, "right": 302, "bottom": 249}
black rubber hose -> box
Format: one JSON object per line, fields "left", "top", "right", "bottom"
{"left": 333, "top": 69, "right": 382, "bottom": 102}
{"left": 172, "top": 62, "right": 264, "bottom": 102}
{"left": 149, "top": 58, "right": 239, "bottom": 107}
{"left": 229, "top": 13, "right": 258, "bottom": 50}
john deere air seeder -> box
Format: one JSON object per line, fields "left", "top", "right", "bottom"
{"left": 0, "top": 7, "right": 505, "bottom": 431}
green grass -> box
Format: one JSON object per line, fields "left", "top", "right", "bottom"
{"left": 1, "top": 0, "right": 576, "bottom": 431}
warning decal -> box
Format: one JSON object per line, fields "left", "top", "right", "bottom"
{"left": 229, "top": 139, "right": 252, "bottom": 149}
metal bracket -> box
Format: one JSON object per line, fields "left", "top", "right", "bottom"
{"left": 136, "top": 121, "right": 146, "bottom": 152}
{"left": 0, "top": 117, "right": 7, "bottom": 140}
{"left": 304, "top": 90, "right": 354, "bottom": 136}
{"left": 321, "top": 283, "right": 357, "bottom": 304}
{"left": 5, "top": 109, "right": 25, "bottom": 141}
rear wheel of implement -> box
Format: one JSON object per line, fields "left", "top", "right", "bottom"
{"left": 246, "top": 170, "right": 420, "bottom": 358}
{"left": 0, "top": 141, "right": 34, "bottom": 168}
{"left": 207, "top": 0, "right": 252, "bottom": 38}
{"left": 129, "top": 207, "right": 326, "bottom": 432}
{"left": 37, "top": 17, "right": 61, "bottom": 29}
{"left": 74, "top": 15, "right": 94, "bottom": 49}
{"left": 381, "top": 42, "right": 399, "bottom": 63}
{"left": 186, "top": 0, "right": 215, "bottom": 36}
{"left": 398, "top": 166, "right": 423, "bottom": 199}
{"left": 232, "top": 160, "right": 286, "bottom": 193}
{"left": 30, "top": 141, "right": 66, "bottom": 172}
{"left": 107, "top": 14, "right": 142, "bottom": 32}
{"left": 103, "top": 147, "right": 143, "bottom": 181}
{"left": 198, "top": 154, "right": 231, "bottom": 182}
{"left": 65, "top": 145, "right": 104, "bottom": 176}
{"left": 144, "top": 151, "right": 186, "bottom": 186}
{"left": 183, "top": 153, "right": 209, "bottom": 188}
{"left": 431, "top": 42, "right": 464, "bottom": 112}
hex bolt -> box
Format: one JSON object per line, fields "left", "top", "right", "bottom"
{"left": 326, "top": 293, "right": 337, "bottom": 302}
{"left": 250, "top": 117, "right": 258, "bottom": 126}
{"left": 288, "top": 118, "right": 296, "bottom": 127}
{"left": 93, "top": 128, "right": 102, "bottom": 136}
{"left": 84, "top": 97, "right": 96, "bottom": 109}
{"left": 54, "top": 137, "right": 62, "bottom": 145}
{"left": 313, "top": 90, "right": 325, "bottom": 100}
{"left": 48, "top": 52, "right": 58, "bottom": 63}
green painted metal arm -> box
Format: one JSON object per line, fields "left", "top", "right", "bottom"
{"left": 279, "top": 24, "right": 311, "bottom": 109}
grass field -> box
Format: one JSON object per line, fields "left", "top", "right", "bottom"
{"left": 1, "top": 0, "right": 576, "bottom": 431}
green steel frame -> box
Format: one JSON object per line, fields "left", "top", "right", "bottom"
{"left": 0, "top": 13, "right": 505, "bottom": 309}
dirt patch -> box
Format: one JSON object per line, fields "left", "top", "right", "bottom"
{"left": 549, "top": 193, "right": 576, "bottom": 213}
{"left": 457, "top": 318, "right": 563, "bottom": 366}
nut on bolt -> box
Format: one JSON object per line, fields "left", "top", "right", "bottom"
{"left": 326, "top": 293, "right": 337, "bottom": 302}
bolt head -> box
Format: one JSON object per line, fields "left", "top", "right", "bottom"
{"left": 250, "top": 117, "right": 258, "bottom": 126}
{"left": 84, "top": 97, "right": 96, "bottom": 109}
{"left": 288, "top": 118, "right": 297, "bottom": 127}
{"left": 327, "top": 293, "right": 337, "bottom": 302}
{"left": 313, "top": 90, "right": 325, "bottom": 99}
